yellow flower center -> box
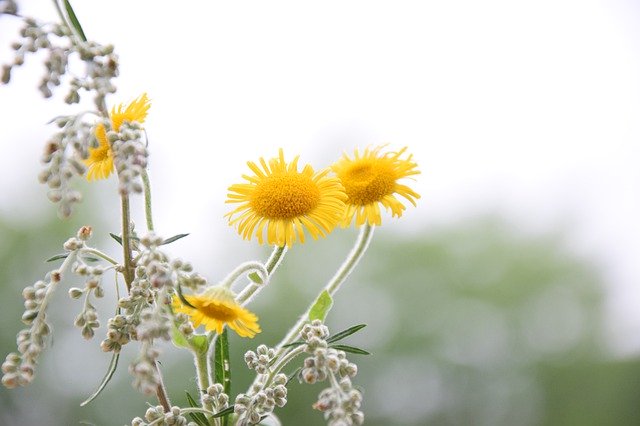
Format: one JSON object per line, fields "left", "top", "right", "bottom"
{"left": 196, "top": 300, "right": 237, "bottom": 322}
{"left": 250, "top": 173, "right": 321, "bottom": 219}
{"left": 340, "top": 161, "right": 396, "bottom": 205}
{"left": 91, "top": 144, "right": 111, "bottom": 162}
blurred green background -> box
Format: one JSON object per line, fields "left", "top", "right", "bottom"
{"left": 2, "top": 203, "right": 638, "bottom": 426}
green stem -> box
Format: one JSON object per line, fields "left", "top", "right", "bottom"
{"left": 38, "top": 251, "right": 77, "bottom": 322}
{"left": 81, "top": 247, "right": 118, "bottom": 265}
{"left": 120, "top": 195, "right": 134, "bottom": 292}
{"left": 51, "top": 0, "right": 71, "bottom": 31}
{"left": 238, "top": 245, "right": 287, "bottom": 306}
{"left": 142, "top": 169, "right": 154, "bottom": 232}
{"left": 275, "top": 224, "right": 374, "bottom": 355}
{"left": 264, "top": 345, "right": 305, "bottom": 388}
{"left": 194, "top": 349, "right": 215, "bottom": 425}
{"left": 223, "top": 261, "right": 268, "bottom": 292}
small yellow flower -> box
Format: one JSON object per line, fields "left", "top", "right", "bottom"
{"left": 85, "top": 93, "right": 151, "bottom": 181}
{"left": 225, "top": 149, "right": 347, "bottom": 248}
{"left": 172, "top": 287, "right": 261, "bottom": 338}
{"left": 332, "top": 145, "right": 420, "bottom": 227}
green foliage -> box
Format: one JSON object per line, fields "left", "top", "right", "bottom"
{"left": 308, "top": 290, "right": 333, "bottom": 321}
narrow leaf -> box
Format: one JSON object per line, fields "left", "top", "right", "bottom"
{"left": 329, "top": 344, "right": 370, "bottom": 355}
{"left": 287, "top": 367, "right": 301, "bottom": 385}
{"left": 214, "top": 329, "right": 231, "bottom": 425}
{"left": 83, "top": 257, "right": 100, "bottom": 263}
{"left": 161, "top": 233, "right": 190, "bottom": 245}
{"left": 46, "top": 253, "right": 69, "bottom": 262}
{"left": 248, "top": 272, "right": 263, "bottom": 284}
{"left": 185, "top": 391, "right": 209, "bottom": 426}
{"left": 63, "top": 0, "right": 87, "bottom": 42}
{"left": 177, "top": 284, "right": 197, "bottom": 309}
{"left": 326, "top": 324, "right": 367, "bottom": 344}
{"left": 309, "top": 290, "right": 333, "bottom": 322}
{"left": 109, "top": 233, "right": 122, "bottom": 246}
{"left": 80, "top": 352, "right": 119, "bottom": 406}
{"left": 281, "top": 340, "right": 305, "bottom": 349}
{"left": 211, "top": 405, "right": 235, "bottom": 419}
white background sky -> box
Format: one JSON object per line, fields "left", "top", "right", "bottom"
{"left": 1, "top": 0, "right": 640, "bottom": 353}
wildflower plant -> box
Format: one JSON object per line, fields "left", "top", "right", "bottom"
{"left": 1, "top": 2, "right": 419, "bottom": 425}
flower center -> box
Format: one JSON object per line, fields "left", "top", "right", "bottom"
{"left": 250, "top": 173, "right": 321, "bottom": 219}
{"left": 341, "top": 161, "right": 396, "bottom": 205}
{"left": 197, "top": 301, "right": 237, "bottom": 322}
{"left": 92, "top": 144, "right": 111, "bottom": 162}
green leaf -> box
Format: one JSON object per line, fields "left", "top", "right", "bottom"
{"left": 109, "top": 233, "right": 122, "bottom": 246}
{"left": 211, "top": 405, "right": 235, "bottom": 419}
{"left": 185, "top": 391, "right": 209, "bottom": 426}
{"left": 248, "top": 272, "right": 263, "bottom": 284}
{"left": 171, "top": 325, "right": 189, "bottom": 349}
{"left": 326, "top": 324, "right": 367, "bottom": 344}
{"left": 80, "top": 352, "right": 119, "bottom": 406}
{"left": 46, "top": 253, "right": 68, "bottom": 262}
{"left": 161, "top": 233, "right": 190, "bottom": 245}
{"left": 308, "top": 290, "right": 333, "bottom": 322}
{"left": 63, "top": 0, "right": 87, "bottom": 42}
{"left": 329, "top": 344, "right": 370, "bottom": 355}
{"left": 281, "top": 340, "right": 305, "bottom": 348}
{"left": 214, "top": 329, "right": 231, "bottom": 425}
{"left": 190, "top": 334, "right": 209, "bottom": 355}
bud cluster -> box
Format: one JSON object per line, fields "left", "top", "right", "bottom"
{"left": 100, "top": 314, "right": 137, "bottom": 353}
{"left": 39, "top": 116, "right": 94, "bottom": 218}
{"left": 109, "top": 121, "right": 149, "bottom": 195}
{"left": 129, "top": 342, "right": 161, "bottom": 396}
{"left": 299, "top": 320, "right": 363, "bottom": 425}
{"left": 1, "top": 15, "right": 118, "bottom": 110}
{"left": 69, "top": 267, "right": 107, "bottom": 341}
{"left": 131, "top": 405, "right": 191, "bottom": 426}
{"left": 244, "top": 344, "right": 276, "bottom": 374}
{"left": 235, "top": 373, "right": 288, "bottom": 425}
{"left": 203, "top": 383, "right": 230, "bottom": 413}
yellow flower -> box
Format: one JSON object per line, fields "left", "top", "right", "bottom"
{"left": 85, "top": 93, "right": 151, "bottom": 181}
{"left": 225, "top": 149, "right": 347, "bottom": 248}
{"left": 332, "top": 145, "right": 420, "bottom": 227}
{"left": 172, "top": 287, "right": 261, "bottom": 338}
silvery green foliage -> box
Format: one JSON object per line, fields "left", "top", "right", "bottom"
{"left": 300, "top": 320, "right": 363, "bottom": 426}
{"left": 1, "top": 11, "right": 120, "bottom": 217}
{"left": 131, "top": 406, "right": 193, "bottom": 426}
{"left": 1, "top": 226, "right": 93, "bottom": 388}
{"left": 1, "top": 14, "right": 118, "bottom": 109}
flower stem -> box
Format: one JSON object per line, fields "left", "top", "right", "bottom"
{"left": 81, "top": 247, "right": 118, "bottom": 265}
{"left": 194, "top": 349, "right": 216, "bottom": 425}
{"left": 153, "top": 361, "right": 171, "bottom": 413}
{"left": 142, "top": 169, "right": 154, "bottom": 232}
{"left": 275, "top": 224, "right": 374, "bottom": 354}
{"left": 238, "top": 245, "right": 287, "bottom": 306}
{"left": 264, "top": 345, "right": 306, "bottom": 388}
{"left": 120, "top": 195, "right": 134, "bottom": 292}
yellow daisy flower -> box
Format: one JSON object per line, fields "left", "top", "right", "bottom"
{"left": 225, "top": 149, "right": 347, "bottom": 248}
{"left": 85, "top": 93, "right": 151, "bottom": 181}
{"left": 172, "top": 286, "right": 261, "bottom": 338}
{"left": 332, "top": 145, "right": 420, "bottom": 227}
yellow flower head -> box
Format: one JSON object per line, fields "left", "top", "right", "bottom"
{"left": 332, "top": 145, "right": 420, "bottom": 227}
{"left": 225, "top": 149, "right": 347, "bottom": 248}
{"left": 85, "top": 93, "right": 151, "bottom": 181}
{"left": 172, "top": 286, "right": 261, "bottom": 338}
